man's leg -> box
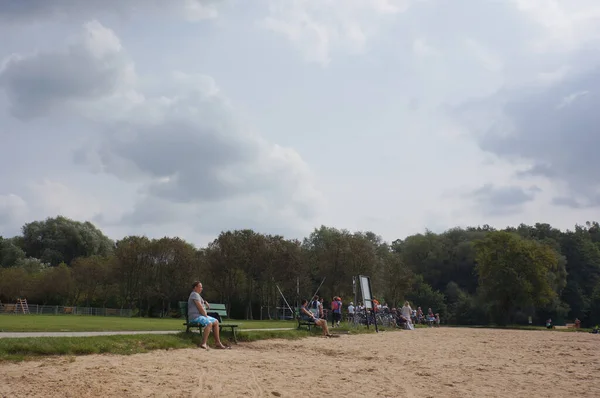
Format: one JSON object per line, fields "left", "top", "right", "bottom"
{"left": 211, "top": 320, "right": 224, "bottom": 346}
{"left": 201, "top": 324, "right": 212, "bottom": 348}
{"left": 317, "top": 319, "right": 330, "bottom": 336}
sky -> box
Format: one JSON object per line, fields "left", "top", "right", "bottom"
{"left": 1, "top": 0, "right": 600, "bottom": 246}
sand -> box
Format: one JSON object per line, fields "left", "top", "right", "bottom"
{"left": 1, "top": 328, "right": 599, "bottom": 398}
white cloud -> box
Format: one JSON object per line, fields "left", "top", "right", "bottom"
{"left": 511, "top": 0, "right": 600, "bottom": 53}
{"left": 0, "top": 20, "right": 325, "bottom": 240}
{"left": 412, "top": 38, "right": 440, "bottom": 57}
{"left": 262, "top": 0, "right": 412, "bottom": 65}
{"left": 464, "top": 38, "right": 504, "bottom": 72}
{"left": 0, "top": 194, "right": 28, "bottom": 230}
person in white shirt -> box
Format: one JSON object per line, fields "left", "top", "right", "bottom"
{"left": 347, "top": 302, "right": 355, "bottom": 322}
{"left": 401, "top": 301, "right": 413, "bottom": 329}
{"left": 348, "top": 302, "right": 355, "bottom": 315}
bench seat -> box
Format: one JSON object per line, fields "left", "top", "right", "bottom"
{"left": 297, "top": 317, "right": 316, "bottom": 330}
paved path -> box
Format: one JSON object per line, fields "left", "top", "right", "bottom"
{"left": 0, "top": 328, "right": 294, "bottom": 339}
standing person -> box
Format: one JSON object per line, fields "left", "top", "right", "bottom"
{"left": 401, "top": 301, "right": 414, "bottom": 330}
{"left": 372, "top": 297, "right": 380, "bottom": 312}
{"left": 300, "top": 299, "right": 332, "bottom": 337}
{"left": 188, "top": 281, "right": 229, "bottom": 350}
{"left": 311, "top": 296, "right": 320, "bottom": 317}
{"left": 318, "top": 297, "right": 324, "bottom": 319}
{"left": 347, "top": 301, "right": 355, "bottom": 323}
{"left": 331, "top": 296, "right": 342, "bottom": 327}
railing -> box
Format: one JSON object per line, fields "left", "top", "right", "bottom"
{"left": 0, "top": 303, "right": 132, "bottom": 317}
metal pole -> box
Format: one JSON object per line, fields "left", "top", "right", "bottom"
{"left": 275, "top": 284, "right": 294, "bottom": 315}
{"left": 308, "top": 277, "right": 326, "bottom": 308}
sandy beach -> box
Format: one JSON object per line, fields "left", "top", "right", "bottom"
{"left": 1, "top": 328, "right": 599, "bottom": 398}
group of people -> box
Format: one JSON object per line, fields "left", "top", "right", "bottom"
{"left": 299, "top": 295, "right": 442, "bottom": 334}
{"left": 187, "top": 281, "right": 443, "bottom": 347}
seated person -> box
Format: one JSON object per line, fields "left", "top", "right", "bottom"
{"left": 394, "top": 311, "right": 408, "bottom": 327}
{"left": 188, "top": 281, "right": 229, "bottom": 350}
{"left": 300, "top": 299, "right": 332, "bottom": 337}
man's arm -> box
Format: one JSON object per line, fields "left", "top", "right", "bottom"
{"left": 193, "top": 299, "right": 208, "bottom": 316}
{"left": 301, "top": 307, "right": 315, "bottom": 319}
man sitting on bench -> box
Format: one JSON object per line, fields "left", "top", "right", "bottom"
{"left": 188, "top": 281, "right": 229, "bottom": 349}
{"left": 300, "top": 299, "right": 332, "bottom": 337}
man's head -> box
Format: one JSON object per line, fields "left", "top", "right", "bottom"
{"left": 301, "top": 299, "right": 308, "bottom": 306}
{"left": 191, "top": 281, "right": 203, "bottom": 293}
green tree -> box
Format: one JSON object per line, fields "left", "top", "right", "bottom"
{"left": 34, "top": 263, "right": 74, "bottom": 305}
{"left": 405, "top": 275, "right": 447, "bottom": 319}
{"left": 0, "top": 236, "right": 27, "bottom": 267}
{"left": 474, "top": 231, "right": 559, "bottom": 325}
{"left": 20, "top": 216, "right": 114, "bottom": 266}
{"left": 0, "top": 267, "right": 32, "bottom": 301}
{"left": 71, "top": 256, "right": 114, "bottom": 307}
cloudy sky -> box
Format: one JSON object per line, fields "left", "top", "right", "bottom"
{"left": 1, "top": 0, "right": 600, "bottom": 245}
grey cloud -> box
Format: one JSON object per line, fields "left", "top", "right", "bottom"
{"left": 0, "top": 21, "right": 129, "bottom": 119}
{"left": 0, "top": 194, "right": 27, "bottom": 234}
{"left": 102, "top": 119, "right": 260, "bottom": 203}
{"left": 551, "top": 196, "right": 584, "bottom": 209}
{"left": 0, "top": 0, "right": 220, "bottom": 23}
{"left": 466, "top": 67, "right": 600, "bottom": 208}
{"left": 1, "top": 21, "right": 323, "bottom": 233}
{"left": 470, "top": 184, "right": 538, "bottom": 216}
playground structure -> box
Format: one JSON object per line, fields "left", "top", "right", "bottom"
{"left": 0, "top": 298, "right": 30, "bottom": 314}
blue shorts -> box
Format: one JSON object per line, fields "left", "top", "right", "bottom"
{"left": 190, "top": 315, "right": 218, "bottom": 327}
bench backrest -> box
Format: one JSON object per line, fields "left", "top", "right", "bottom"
{"left": 179, "top": 301, "right": 230, "bottom": 320}
{"left": 178, "top": 301, "right": 189, "bottom": 321}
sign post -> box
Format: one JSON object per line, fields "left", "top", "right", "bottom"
{"left": 358, "top": 275, "right": 378, "bottom": 333}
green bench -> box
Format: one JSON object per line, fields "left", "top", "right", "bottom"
{"left": 296, "top": 308, "right": 316, "bottom": 331}
{"left": 179, "top": 301, "right": 239, "bottom": 344}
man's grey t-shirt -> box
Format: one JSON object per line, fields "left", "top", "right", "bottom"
{"left": 188, "top": 291, "right": 204, "bottom": 319}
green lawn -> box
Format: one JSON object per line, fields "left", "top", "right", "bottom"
{"left": 0, "top": 315, "right": 296, "bottom": 332}
{"left": 0, "top": 330, "right": 307, "bottom": 361}
{"left": 0, "top": 321, "right": 385, "bottom": 361}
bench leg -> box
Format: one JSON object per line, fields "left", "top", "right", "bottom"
{"left": 232, "top": 327, "right": 237, "bottom": 344}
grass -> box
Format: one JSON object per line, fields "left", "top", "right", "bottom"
{"left": 0, "top": 321, "right": 385, "bottom": 362}
{"left": 0, "top": 332, "right": 206, "bottom": 362}
{"left": 0, "top": 315, "right": 295, "bottom": 332}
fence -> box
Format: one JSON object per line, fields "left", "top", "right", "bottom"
{"left": 260, "top": 306, "right": 295, "bottom": 320}
{"left": 0, "top": 303, "right": 132, "bottom": 317}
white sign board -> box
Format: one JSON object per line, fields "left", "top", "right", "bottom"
{"left": 359, "top": 275, "right": 373, "bottom": 309}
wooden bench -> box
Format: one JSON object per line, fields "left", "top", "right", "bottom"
{"left": 566, "top": 323, "right": 576, "bottom": 329}
{"left": 296, "top": 308, "right": 316, "bottom": 331}
{"left": 179, "top": 301, "right": 239, "bottom": 344}
{"left": 297, "top": 317, "right": 316, "bottom": 330}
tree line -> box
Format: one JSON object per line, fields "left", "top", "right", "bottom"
{"left": 1, "top": 216, "right": 599, "bottom": 326}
